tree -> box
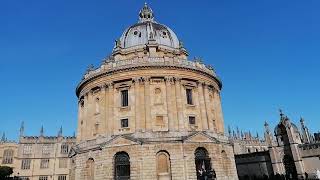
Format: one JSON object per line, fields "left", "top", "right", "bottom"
{"left": 0, "top": 166, "right": 13, "bottom": 179}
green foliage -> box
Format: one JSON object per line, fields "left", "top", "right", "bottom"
{"left": 0, "top": 166, "right": 13, "bottom": 178}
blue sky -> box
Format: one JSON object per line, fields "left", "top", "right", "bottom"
{"left": 0, "top": 0, "right": 319, "bottom": 140}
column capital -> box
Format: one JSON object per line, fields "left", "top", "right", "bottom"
{"left": 165, "top": 76, "right": 174, "bottom": 84}
{"left": 106, "top": 82, "right": 114, "bottom": 88}
{"left": 174, "top": 77, "right": 181, "bottom": 82}
{"left": 142, "top": 76, "right": 151, "bottom": 82}
{"left": 197, "top": 81, "right": 206, "bottom": 87}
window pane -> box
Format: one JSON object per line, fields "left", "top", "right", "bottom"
{"left": 121, "top": 90, "right": 129, "bottom": 107}
{"left": 121, "top": 119, "right": 129, "bottom": 128}
{"left": 189, "top": 116, "right": 196, "bottom": 125}
{"left": 186, "top": 89, "right": 193, "bottom": 105}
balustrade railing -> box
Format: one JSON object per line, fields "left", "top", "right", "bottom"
{"left": 82, "top": 57, "right": 217, "bottom": 80}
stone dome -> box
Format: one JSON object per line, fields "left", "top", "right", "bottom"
{"left": 117, "top": 3, "right": 181, "bottom": 50}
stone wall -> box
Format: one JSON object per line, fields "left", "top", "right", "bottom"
{"left": 73, "top": 139, "right": 238, "bottom": 180}
{"left": 235, "top": 151, "right": 273, "bottom": 179}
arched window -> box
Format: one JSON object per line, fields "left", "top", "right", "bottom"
{"left": 114, "top": 152, "right": 130, "bottom": 180}
{"left": 95, "top": 98, "right": 100, "bottom": 114}
{"left": 85, "top": 158, "right": 94, "bottom": 180}
{"left": 156, "top": 151, "right": 171, "bottom": 180}
{"left": 221, "top": 150, "right": 229, "bottom": 176}
{"left": 2, "top": 149, "right": 13, "bottom": 164}
{"left": 154, "top": 88, "right": 162, "bottom": 104}
{"left": 195, "top": 147, "right": 214, "bottom": 180}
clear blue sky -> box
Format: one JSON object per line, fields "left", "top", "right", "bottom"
{"left": 0, "top": 0, "right": 319, "bottom": 140}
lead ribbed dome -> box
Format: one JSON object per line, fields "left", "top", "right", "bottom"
{"left": 117, "top": 3, "right": 180, "bottom": 50}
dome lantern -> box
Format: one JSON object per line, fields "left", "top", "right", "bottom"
{"left": 139, "top": 3, "right": 154, "bottom": 22}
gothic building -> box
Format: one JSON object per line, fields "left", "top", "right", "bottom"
{"left": 0, "top": 123, "right": 76, "bottom": 180}
{"left": 70, "top": 3, "right": 238, "bottom": 180}
{"left": 231, "top": 110, "right": 320, "bottom": 179}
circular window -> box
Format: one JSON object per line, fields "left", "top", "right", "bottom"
{"left": 163, "top": 31, "right": 167, "bottom": 36}
{"left": 134, "top": 31, "right": 138, "bottom": 35}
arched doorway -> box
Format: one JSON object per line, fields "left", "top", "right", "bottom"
{"left": 195, "top": 147, "right": 215, "bottom": 180}
{"left": 283, "top": 155, "right": 297, "bottom": 179}
{"left": 156, "top": 151, "right": 171, "bottom": 180}
{"left": 114, "top": 152, "right": 130, "bottom": 180}
{"left": 85, "top": 158, "right": 94, "bottom": 180}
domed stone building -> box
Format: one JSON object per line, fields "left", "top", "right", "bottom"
{"left": 70, "top": 4, "right": 238, "bottom": 180}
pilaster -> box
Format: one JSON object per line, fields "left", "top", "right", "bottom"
{"left": 198, "top": 81, "right": 209, "bottom": 130}
{"left": 175, "top": 77, "right": 184, "bottom": 131}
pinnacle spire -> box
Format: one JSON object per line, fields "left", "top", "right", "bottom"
{"left": 40, "top": 125, "right": 44, "bottom": 136}
{"left": 20, "top": 121, "right": 25, "bottom": 137}
{"left": 1, "top": 132, "right": 6, "bottom": 142}
{"left": 58, "top": 126, "right": 63, "bottom": 137}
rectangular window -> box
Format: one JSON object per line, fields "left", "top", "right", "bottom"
{"left": 23, "top": 144, "right": 32, "bottom": 155}
{"left": 58, "top": 175, "right": 67, "bottom": 180}
{"left": 21, "top": 159, "right": 31, "bottom": 169}
{"left": 121, "top": 90, "right": 129, "bottom": 107}
{"left": 20, "top": 177, "right": 30, "bottom": 180}
{"left": 2, "top": 149, "right": 13, "bottom": 164}
{"left": 121, "top": 118, "right": 129, "bottom": 128}
{"left": 189, "top": 116, "right": 196, "bottom": 125}
{"left": 186, "top": 89, "right": 193, "bottom": 105}
{"left": 59, "top": 158, "right": 68, "bottom": 168}
{"left": 39, "top": 176, "right": 48, "bottom": 180}
{"left": 40, "top": 159, "right": 49, "bottom": 169}
{"left": 61, "top": 144, "right": 69, "bottom": 154}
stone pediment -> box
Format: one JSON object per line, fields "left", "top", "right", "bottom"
{"left": 184, "top": 132, "right": 219, "bottom": 143}
{"left": 103, "top": 135, "right": 140, "bottom": 147}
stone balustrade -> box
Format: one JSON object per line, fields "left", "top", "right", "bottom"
{"left": 82, "top": 57, "right": 218, "bottom": 82}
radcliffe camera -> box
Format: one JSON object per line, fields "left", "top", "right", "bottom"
{"left": 0, "top": 1, "right": 319, "bottom": 180}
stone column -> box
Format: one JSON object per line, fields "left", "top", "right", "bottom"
{"left": 165, "top": 76, "right": 175, "bottom": 131}
{"left": 175, "top": 77, "right": 185, "bottom": 131}
{"left": 204, "top": 84, "right": 214, "bottom": 131}
{"left": 198, "top": 82, "right": 209, "bottom": 130}
{"left": 144, "top": 76, "right": 152, "bottom": 131}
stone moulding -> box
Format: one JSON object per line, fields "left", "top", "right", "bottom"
{"left": 70, "top": 132, "right": 231, "bottom": 156}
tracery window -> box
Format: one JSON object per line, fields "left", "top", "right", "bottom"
{"left": 156, "top": 151, "right": 171, "bottom": 180}
{"left": 61, "top": 144, "right": 69, "bottom": 154}
{"left": 40, "top": 159, "right": 49, "bottom": 169}
{"left": 21, "top": 159, "right": 31, "bottom": 169}
{"left": 42, "top": 144, "right": 51, "bottom": 155}
{"left": 23, "top": 144, "right": 32, "bottom": 155}
{"left": 2, "top": 149, "right": 13, "bottom": 164}
{"left": 195, "top": 147, "right": 214, "bottom": 180}
{"left": 114, "top": 152, "right": 130, "bottom": 180}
